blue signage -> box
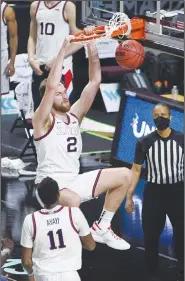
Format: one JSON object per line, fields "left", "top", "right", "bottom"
{"left": 116, "top": 96, "right": 184, "bottom": 165}
{"left": 1, "top": 97, "right": 17, "bottom": 111}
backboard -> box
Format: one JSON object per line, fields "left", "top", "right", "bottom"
{"left": 81, "top": 1, "right": 184, "bottom": 57}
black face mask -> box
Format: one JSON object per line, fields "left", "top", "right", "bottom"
{"left": 154, "top": 116, "right": 170, "bottom": 131}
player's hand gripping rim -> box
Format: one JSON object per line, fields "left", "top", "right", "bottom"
{"left": 62, "top": 35, "right": 76, "bottom": 51}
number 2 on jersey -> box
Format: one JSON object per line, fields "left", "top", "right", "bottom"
{"left": 47, "top": 229, "right": 66, "bottom": 250}
{"left": 67, "top": 137, "right": 77, "bottom": 152}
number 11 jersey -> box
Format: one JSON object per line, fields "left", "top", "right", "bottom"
{"left": 34, "top": 114, "right": 82, "bottom": 186}
{"left": 21, "top": 206, "right": 90, "bottom": 275}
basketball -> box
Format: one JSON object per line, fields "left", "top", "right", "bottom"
{"left": 115, "top": 40, "right": 145, "bottom": 70}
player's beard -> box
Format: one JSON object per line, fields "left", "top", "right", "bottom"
{"left": 53, "top": 100, "right": 71, "bottom": 113}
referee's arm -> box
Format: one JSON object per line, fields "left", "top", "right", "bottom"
{"left": 126, "top": 140, "right": 146, "bottom": 212}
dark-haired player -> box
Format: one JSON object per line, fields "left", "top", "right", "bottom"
{"left": 21, "top": 177, "right": 95, "bottom": 281}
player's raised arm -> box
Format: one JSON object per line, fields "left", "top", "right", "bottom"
{"left": 70, "top": 41, "right": 101, "bottom": 123}
{"left": 33, "top": 35, "right": 74, "bottom": 129}
{"left": 61, "top": 1, "right": 95, "bottom": 59}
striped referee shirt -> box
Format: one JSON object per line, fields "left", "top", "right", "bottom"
{"left": 134, "top": 129, "right": 184, "bottom": 184}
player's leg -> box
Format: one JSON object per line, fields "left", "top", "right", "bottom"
{"left": 90, "top": 167, "right": 132, "bottom": 249}
{"left": 94, "top": 167, "right": 132, "bottom": 212}
{"left": 59, "top": 188, "right": 81, "bottom": 207}
{"left": 1, "top": 50, "right": 10, "bottom": 95}
{"left": 69, "top": 168, "right": 132, "bottom": 250}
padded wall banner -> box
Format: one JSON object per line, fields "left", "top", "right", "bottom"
{"left": 100, "top": 83, "right": 121, "bottom": 112}
{"left": 111, "top": 90, "right": 184, "bottom": 166}
{"left": 85, "top": 38, "right": 119, "bottom": 59}
{"left": 2, "top": 91, "right": 19, "bottom": 115}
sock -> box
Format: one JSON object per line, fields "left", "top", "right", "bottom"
{"left": 97, "top": 209, "right": 115, "bottom": 230}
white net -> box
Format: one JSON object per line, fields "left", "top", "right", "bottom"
{"left": 73, "top": 12, "right": 131, "bottom": 45}
{"left": 107, "top": 12, "right": 131, "bottom": 38}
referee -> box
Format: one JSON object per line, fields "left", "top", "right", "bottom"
{"left": 125, "top": 103, "right": 184, "bottom": 281}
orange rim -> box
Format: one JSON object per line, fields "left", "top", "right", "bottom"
{"left": 71, "top": 26, "right": 106, "bottom": 43}
{"left": 71, "top": 18, "right": 145, "bottom": 43}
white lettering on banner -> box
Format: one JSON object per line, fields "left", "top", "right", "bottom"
{"left": 100, "top": 83, "right": 120, "bottom": 113}
{"left": 1, "top": 91, "right": 19, "bottom": 115}
{"left": 131, "top": 113, "right": 156, "bottom": 138}
{"left": 101, "top": 1, "right": 183, "bottom": 16}
{"left": 125, "top": 91, "right": 136, "bottom": 97}
{"left": 10, "top": 54, "right": 33, "bottom": 83}
{"left": 90, "top": 1, "right": 117, "bottom": 18}
{"left": 85, "top": 39, "right": 119, "bottom": 59}
{"left": 2, "top": 259, "right": 27, "bottom": 275}
{"left": 124, "top": 1, "right": 137, "bottom": 14}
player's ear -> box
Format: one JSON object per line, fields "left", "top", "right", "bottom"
{"left": 169, "top": 115, "right": 172, "bottom": 121}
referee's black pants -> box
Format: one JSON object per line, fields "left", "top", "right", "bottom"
{"left": 142, "top": 182, "right": 184, "bottom": 277}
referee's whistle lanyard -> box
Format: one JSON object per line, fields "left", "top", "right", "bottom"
{"left": 153, "top": 116, "right": 170, "bottom": 131}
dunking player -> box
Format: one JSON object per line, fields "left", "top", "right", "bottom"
{"left": 21, "top": 177, "right": 95, "bottom": 281}
{"left": 1, "top": 1, "right": 18, "bottom": 95}
{"left": 28, "top": 0, "right": 91, "bottom": 110}
{"left": 33, "top": 36, "right": 132, "bottom": 250}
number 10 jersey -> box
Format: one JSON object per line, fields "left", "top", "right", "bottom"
{"left": 35, "top": 0, "right": 72, "bottom": 67}
{"left": 34, "top": 114, "right": 82, "bottom": 186}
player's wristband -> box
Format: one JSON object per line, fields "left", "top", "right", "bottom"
{"left": 126, "top": 195, "right": 133, "bottom": 200}
{"left": 28, "top": 271, "right": 34, "bottom": 277}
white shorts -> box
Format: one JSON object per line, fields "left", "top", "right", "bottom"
{"left": 1, "top": 49, "right": 9, "bottom": 95}
{"left": 35, "top": 271, "right": 80, "bottom": 281}
{"left": 59, "top": 169, "right": 103, "bottom": 203}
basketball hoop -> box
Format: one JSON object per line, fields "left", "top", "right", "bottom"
{"left": 108, "top": 12, "right": 131, "bottom": 37}
{"left": 71, "top": 12, "right": 145, "bottom": 45}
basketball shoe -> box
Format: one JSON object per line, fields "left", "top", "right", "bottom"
{"left": 91, "top": 221, "right": 130, "bottom": 250}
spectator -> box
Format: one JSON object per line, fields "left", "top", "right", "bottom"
{"left": 1, "top": 1, "right": 18, "bottom": 95}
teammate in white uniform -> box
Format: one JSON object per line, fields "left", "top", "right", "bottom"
{"left": 21, "top": 177, "right": 95, "bottom": 281}
{"left": 28, "top": 0, "right": 90, "bottom": 110}
{"left": 1, "top": 1, "right": 18, "bottom": 95}
{"left": 33, "top": 36, "right": 132, "bottom": 251}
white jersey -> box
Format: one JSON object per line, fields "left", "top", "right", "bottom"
{"left": 21, "top": 206, "right": 90, "bottom": 275}
{"left": 34, "top": 113, "right": 82, "bottom": 185}
{"left": 35, "top": 0, "right": 72, "bottom": 68}
{"left": 1, "top": 2, "right": 8, "bottom": 51}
